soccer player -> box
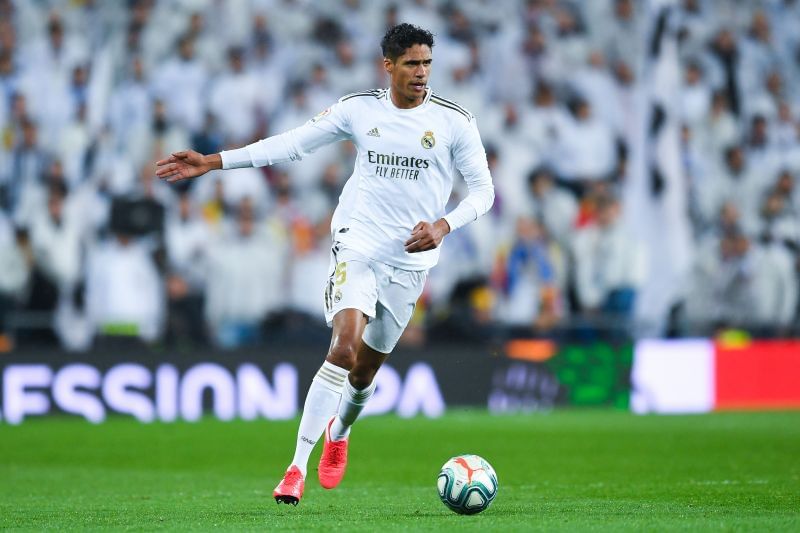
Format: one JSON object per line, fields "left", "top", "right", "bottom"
{"left": 155, "top": 23, "right": 494, "bottom": 505}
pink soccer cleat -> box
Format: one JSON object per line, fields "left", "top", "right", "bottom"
{"left": 273, "top": 465, "right": 304, "bottom": 505}
{"left": 318, "top": 417, "right": 349, "bottom": 489}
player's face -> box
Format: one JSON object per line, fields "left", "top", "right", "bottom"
{"left": 385, "top": 44, "right": 432, "bottom": 109}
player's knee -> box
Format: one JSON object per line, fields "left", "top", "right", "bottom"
{"left": 327, "top": 341, "right": 359, "bottom": 369}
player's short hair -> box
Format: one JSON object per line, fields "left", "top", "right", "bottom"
{"left": 381, "top": 23, "right": 435, "bottom": 61}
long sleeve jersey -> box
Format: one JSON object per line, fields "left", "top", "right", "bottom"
{"left": 220, "top": 87, "right": 494, "bottom": 270}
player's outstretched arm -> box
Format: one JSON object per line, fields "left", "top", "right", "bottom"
{"left": 405, "top": 219, "right": 451, "bottom": 253}
{"left": 155, "top": 150, "right": 223, "bottom": 182}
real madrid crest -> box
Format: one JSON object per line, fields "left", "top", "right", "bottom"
{"left": 421, "top": 130, "right": 435, "bottom": 149}
{"left": 334, "top": 289, "right": 342, "bottom": 303}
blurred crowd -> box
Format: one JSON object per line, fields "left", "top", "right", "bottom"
{"left": 0, "top": 0, "right": 799, "bottom": 352}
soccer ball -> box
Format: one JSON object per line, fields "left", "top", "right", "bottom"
{"left": 437, "top": 454, "right": 498, "bottom": 515}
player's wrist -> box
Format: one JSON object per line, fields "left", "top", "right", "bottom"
{"left": 435, "top": 218, "right": 451, "bottom": 235}
{"left": 204, "top": 153, "right": 223, "bottom": 171}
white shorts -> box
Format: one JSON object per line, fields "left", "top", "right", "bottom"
{"left": 323, "top": 241, "right": 427, "bottom": 354}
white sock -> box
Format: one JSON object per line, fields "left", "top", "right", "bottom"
{"left": 290, "top": 361, "right": 348, "bottom": 477}
{"left": 329, "top": 378, "right": 376, "bottom": 441}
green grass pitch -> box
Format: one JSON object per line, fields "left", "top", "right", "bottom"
{"left": 1, "top": 411, "right": 799, "bottom": 531}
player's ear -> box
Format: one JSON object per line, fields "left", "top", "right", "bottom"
{"left": 383, "top": 57, "right": 393, "bottom": 75}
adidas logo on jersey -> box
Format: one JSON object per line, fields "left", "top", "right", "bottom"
{"left": 366, "top": 127, "right": 380, "bottom": 137}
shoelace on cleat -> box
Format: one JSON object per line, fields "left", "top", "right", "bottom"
{"left": 324, "top": 441, "right": 346, "bottom": 465}
{"left": 284, "top": 470, "right": 303, "bottom": 484}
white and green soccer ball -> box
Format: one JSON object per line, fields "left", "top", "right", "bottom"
{"left": 437, "top": 454, "right": 498, "bottom": 515}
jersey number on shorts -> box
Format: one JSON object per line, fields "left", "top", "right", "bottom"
{"left": 335, "top": 262, "right": 347, "bottom": 286}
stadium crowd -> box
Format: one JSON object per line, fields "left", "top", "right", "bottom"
{"left": 0, "top": 0, "right": 798, "bottom": 351}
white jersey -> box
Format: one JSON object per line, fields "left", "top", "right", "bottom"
{"left": 220, "top": 87, "right": 494, "bottom": 270}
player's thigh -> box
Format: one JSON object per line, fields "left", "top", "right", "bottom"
{"left": 362, "top": 267, "right": 427, "bottom": 354}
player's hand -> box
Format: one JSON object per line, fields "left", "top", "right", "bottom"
{"left": 405, "top": 219, "right": 450, "bottom": 253}
{"left": 155, "top": 150, "right": 221, "bottom": 182}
